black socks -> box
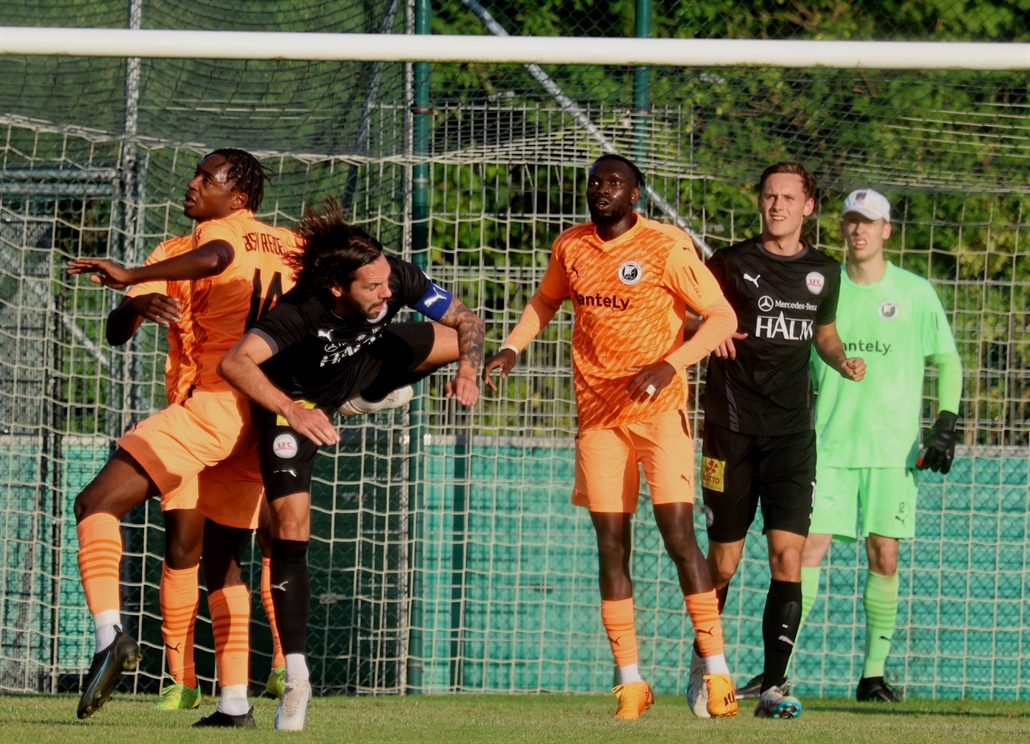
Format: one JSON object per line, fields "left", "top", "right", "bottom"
{"left": 270, "top": 539, "right": 310, "bottom": 657}
{"left": 761, "top": 579, "right": 802, "bottom": 692}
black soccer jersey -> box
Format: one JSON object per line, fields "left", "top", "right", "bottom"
{"left": 250, "top": 255, "right": 431, "bottom": 411}
{"left": 703, "top": 237, "right": 841, "bottom": 435}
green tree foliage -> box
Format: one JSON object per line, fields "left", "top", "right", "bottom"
{"left": 422, "top": 0, "right": 1029, "bottom": 442}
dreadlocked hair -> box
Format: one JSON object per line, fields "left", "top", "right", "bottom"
{"left": 288, "top": 196, "right": 384, "bottom": 291}
{"left": 209, "top": 148, "right": 271, "bottom": 212}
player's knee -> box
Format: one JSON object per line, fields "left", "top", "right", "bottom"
{"left": 768, "top": 548, "right": 802, "bottom": 581}
{"left": 165, "top": 535, "right": 202, "bottom": 569}
{"left": 73, "top": 494, "right": 88, "bottom": 522}
{"left": 662, "top": 531, "right": 699, "bottom": 567}
{"left": 709, "top": 561, "right": 736, "bottom": 588}
{"left": 73, "top": 489, "right": 106, "bottom": 523}
{"left": 869, "top": 552, "right": 898, "bottom": 577}
{"left": 707, "top": 547, "right": 740, "bottom": 586}
{"left": 274, "top": 518, "right": 308, "bottom": 542}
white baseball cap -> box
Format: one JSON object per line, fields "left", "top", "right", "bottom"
{"left": 842, "top": 188, "right": 891, "bottom": 222}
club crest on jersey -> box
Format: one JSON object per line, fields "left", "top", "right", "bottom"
{"left": 879, "top": 300, "right": 899, "bottom": 320}
{"left": 618, "top": 261, "right": 642, "bottom": 285}
{"left": 805, "top": 271, "right": 825, "bottom": 295}
{"left": 273, "top": 433, "right": 299, "bottom": 459}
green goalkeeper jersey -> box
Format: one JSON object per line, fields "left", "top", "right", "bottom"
{"left": 811, "top": 261, "right": 957, "bottom": 468}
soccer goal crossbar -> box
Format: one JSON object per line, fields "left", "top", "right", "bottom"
{"left": 0, "top": 27, "right": 1027, "bottom": 70}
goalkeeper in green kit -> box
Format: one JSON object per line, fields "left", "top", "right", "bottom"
{"left": 798, "top": 188, "right": 962, "bottom": 702}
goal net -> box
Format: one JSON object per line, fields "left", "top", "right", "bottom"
{"left": 1, "top": 0, "right": 1027, "bottom": 700}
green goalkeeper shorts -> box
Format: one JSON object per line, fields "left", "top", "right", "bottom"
{"left": 809, "top": 466, "right": 918, "bottom": 541}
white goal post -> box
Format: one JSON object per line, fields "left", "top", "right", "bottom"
{"left": 0, "top": 27, "right": 1027, "bottom": 70}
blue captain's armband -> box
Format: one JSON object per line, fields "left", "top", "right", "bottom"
{"left": 413, "top": 282, "right": 453, "bottom": 321}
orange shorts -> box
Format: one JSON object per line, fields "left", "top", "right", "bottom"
{"left": 572, "top": 408, "right": 696, "bottom": 513}
{"left": 119, "top": 390, "right": 260, "bottom": 528}
{"left": 159, "top": 450, "right": 265, "bottom": 530}
{"left": 195, "top": 443, "right": 264, "bottom": 530}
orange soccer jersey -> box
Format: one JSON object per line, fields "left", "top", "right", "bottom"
{"left": 125, "top": 236, "right": 196, "bottom": 405}
{"left": 188, "top": 209, "right": 300, "bottom": 390}
{"left": 504, "top": 216, "right": 730, "bottom": 430}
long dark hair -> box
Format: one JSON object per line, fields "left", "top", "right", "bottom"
{"left": 288, "top": 197, "right": 384, "bottom": 290}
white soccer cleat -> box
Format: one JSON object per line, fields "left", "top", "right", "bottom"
{"left": 753, "top": 684, "right": 802, "bottom": 719}
{"left": 686, "top": 646, "right": 710, "bottom": 718}
{"left": 274, "top": 678, "right": 312, "bottom": 731}
{"left": 338, "top": 385, "right": 414, "bottom": 416}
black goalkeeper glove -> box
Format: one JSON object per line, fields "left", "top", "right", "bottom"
{"left": 917, "top": 411, "right": 958, "bottom": 475}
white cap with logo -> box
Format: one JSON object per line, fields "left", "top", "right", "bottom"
{"left": 842, "top": 188, "right": 891, "bottom": 222}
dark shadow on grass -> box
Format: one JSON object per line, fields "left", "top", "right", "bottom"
{"left": 803, "top": 700, "right": 1030, "bottom": 719}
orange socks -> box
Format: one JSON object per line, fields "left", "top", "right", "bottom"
{"left": 685, "top": 590, "right": 725, "bottom": 657}
{"left": 261, "top": 557, "right": 286, "bottom": 669}
{"left": 77, "top": 513, "right": 122, "bottom": 617}
{"left": 600, "top": 598, "right": 639, "bottom": 667}
{"left": 160, "top": 563, "right": 200, "bottom": 688}
{"left": 208, "top": 584, "right": 251, "bottom": 688}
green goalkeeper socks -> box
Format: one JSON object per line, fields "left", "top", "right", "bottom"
{"left": 800, "top": 566, "right": 821, "bottom": 629}
{"left": 863, "top": 570, "right": 900, "bottom": 678}
{"left": 785, "top": 566, "right": 821, "bottom": 675}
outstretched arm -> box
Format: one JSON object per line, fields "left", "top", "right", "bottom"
{"left": 481, "top": 290, "right": 564, "bottom": 392}
{"left": 482, "top": 252, "right": 568, "bottom": 392}
{"left": 813, "top": 322, "right": 865, "bottom": 381}
{"left": 433, "top": 297, "right": 486, "bottom": 407}
{"left": 67, "top": 240, "right": 235, "bottom": 289}
{"left": 219, "top": 334, "right": 339, "bottom": 446}
{"left": 105, "top": 294, "right": 183, "bottom": 345}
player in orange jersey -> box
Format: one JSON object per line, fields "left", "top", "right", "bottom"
{"left": 108, "top": 235, "right": 287, "bottom": 710}
{"left": 68, "top": 149, "right": 298, "bottom": 727}
{"left": 483, "top": 155, "right": 739, "bottom": 720}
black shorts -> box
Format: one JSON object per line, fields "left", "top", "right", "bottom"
{"left": 255, "top": 322, "right": 435, "bottom": 501}
{"left": 700, "top": 421, "right": 815, "bottom": 542}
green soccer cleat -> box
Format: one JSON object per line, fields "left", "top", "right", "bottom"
{"left": 77, "top": 627, "right": 142, "bottom": 719}
{"left": 152, "top": 681, "right": 202, "bottom": 710}
{"left": 264, "top": 665, "right": 286, "bottom": 699}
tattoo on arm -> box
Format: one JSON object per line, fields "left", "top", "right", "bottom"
{"left": 441, "top": 298, "right": 485, "bottom": 373}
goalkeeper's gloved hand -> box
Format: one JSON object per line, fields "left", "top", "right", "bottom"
{"left": 917, "top": 411, "right": 958, "bottom": 475}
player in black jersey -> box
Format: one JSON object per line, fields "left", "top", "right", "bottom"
{"left": 218, "top": 198, "right": 484, "bottom": 731}
{"left": 691, "top": 162, "right": 866, "bottom": 720}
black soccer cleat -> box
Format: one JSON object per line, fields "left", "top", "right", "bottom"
{"left": 192, "top": 706, "right": 257, "bottom": 728}
{"left": 856, "top": 676, "right": 900, "bottom": 703}
{"left": 737, "top": 673, "right": 790, "bottom": 700}
{"left": 736, "top": 673, "right": 764, "bottom": 700}
{"left": 77, "top": 627, "right": 142, "bottom": 719}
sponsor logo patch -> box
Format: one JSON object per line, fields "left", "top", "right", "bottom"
{"left": 701, "top": 456, "right": 726, "bottom": 492}
{"left": 755, "top": 312, "right": 814, "bottom": 341}
{"left": 272, "top": 433, "right": 299, "bottom": 459}
{"left": 618, "top": 261, "right": 642, "bottom": 285}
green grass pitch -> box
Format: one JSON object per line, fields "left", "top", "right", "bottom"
{"left": 1, "top": 693, "right": 1028, "bottom": 743}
